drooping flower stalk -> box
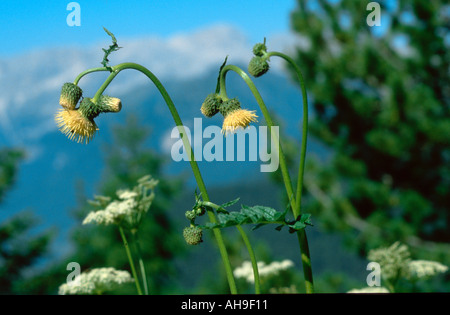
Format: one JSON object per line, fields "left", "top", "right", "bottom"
{"left": 70, "top": 62, "right": 238, "bottom": 294}
{"left": 217, "top": 63, "right": 314, "bottom": 293}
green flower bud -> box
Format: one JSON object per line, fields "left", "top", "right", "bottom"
{"left": 79, "top": 97, "right": 101, "bottom": 119}
{"left": 98, "top": 95, "right": 122, "bottom": 113}
{"left": 185, "top": 210, "right": 196, "bottom": 221}
{"left": 201, "top": 94, "right": 222, "bottom": 118}
{"left": 252, "top": 42, "right": 267, "bottom": 57}
{"left": 183, "top": 226, "right": 203, "bottom": 245}
{"left": 248, "top": 56, "right": 270, "bottom": 77}
{"left": 219, "top": 98, "right": 241, "bottom": 117}
{"left": 79, "top": 95, "right": 123, "bottom": 120}
{"left": 60, "top": 83, "right": 82, "bottom": 110}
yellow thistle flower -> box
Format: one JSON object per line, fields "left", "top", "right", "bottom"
{"left": 55, "top": 109, "right": 98, "bottom": 144}
{"left": 222, "top": 109, "right": 258, "bottom": 135}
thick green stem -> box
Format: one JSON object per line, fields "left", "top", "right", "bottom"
{"left": 119, "top": 227, "right": 143, "bottom": 295}
{"left": 87, "top": 63, "right": 237, "bottom": 294}
{"left": 201, "top": 201, "right": 261, "bottom": 294}
{"left": 219, "top": 65, "right": 314, "bottom": 293}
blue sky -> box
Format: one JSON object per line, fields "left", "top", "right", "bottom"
{"left": 0, "top": 0, "right": 296, "bottom": 56}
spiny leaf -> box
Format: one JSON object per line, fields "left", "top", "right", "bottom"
{"left": 200, "top": 204, "right": 311, "bottom": 232}
{"left": 220, "top": 197, "right": 240, "bottom": 209}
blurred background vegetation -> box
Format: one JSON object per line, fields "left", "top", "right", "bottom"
{"left": 1, "top": 0, "right": 448, "bottom": 294}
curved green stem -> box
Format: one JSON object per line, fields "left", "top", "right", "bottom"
{"left": 87, "top": 63, "right": 237, "bottom": 294}
{"left": 201, "top": 201, "right": 261, "bottom": 294}
{"left": 218, "top": 65, "right": 314, "bottom": 293}
{"left": 73, "top": 67, "right": 110, "bottom": 85}
{"left": 119, "top": 227, "right": 143, "bottom": 295}
{"left": 267, "top": 52, "right": 313, "bottom": 293}
{"left": 266, "top": 51, "right": 309, "bottom": 219}
{"left": 132, "top": 231, "right": 149, "bottom": 295}
{"left": 236, "top": 225, "right": 261, "bottom": 294}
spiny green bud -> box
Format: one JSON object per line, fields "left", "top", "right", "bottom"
{"left": 98, "top": 95, "right": 122, "bottom": 113}
{"left": 183, "top": 226, "right": 203, "bottom": 245}
{"left": 185, "top": 210, "right": 196, "bottom": 221}
{"left": 219, "top": 98, "right": 241, "bottom": 117}
{"left": 248, "top": 56, "right": 270, "bottom": 77}
{"left": 60, "top": 83, "right": 83, "bottom": 110}
{"left": 253, "top": 42, "right": 267, "bottom": 57}
{"left": 201, "top": 94, "right": 222, "bottom": 118}
{"left": 79, "top": 97, "right": 101, "bottom": 119}
{"left": 79, "top": 95, "right": 123, "bottom": 120}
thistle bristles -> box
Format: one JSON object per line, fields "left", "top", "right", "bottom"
{"left": 55, "top": 109, "right": 98, "bottom": 144}
{"left": 222, "top": 109, "right": 258, "bottom": 135}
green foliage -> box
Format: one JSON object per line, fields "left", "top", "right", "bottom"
{"left": 0, "top": 148, "right": 25, "bottom": 203}
{"left": 0, "top": 211, "right": 54, "bottom": 294}
{"left": 0, "top": 147, "right": 55, "bottom": 295}
{"left": 289, "top": 0, "right": 449, "bottom": 266}
{"left": 101, "top": 27, "right": 121, "bottom": 70}
{"left": 200, "top": 203, "right": 312, "bottom": 233}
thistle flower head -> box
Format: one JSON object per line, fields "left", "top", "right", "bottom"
{"left": 201, "top": 93, "right": 222, "bottom": 118}
{"left": 55, "top": 108, "right": 98, "bottom": 144}
{"left": 219, "top": 98, "right": 258, "bottom": 135}
{"left": 183, "top": 226, "right": 203, "bottom": 245}
{"left": 56, "top": 94, "right": 123, "bottom": 144}
{"left": 59, "top": 82, "right": 82, "bottom": 110}
{"left": 248, "top": 56, "right": 270, "bottom": 77}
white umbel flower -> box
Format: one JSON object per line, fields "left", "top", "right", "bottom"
{"left": 407, "top": 260, "right": 448, "bottom": 280}
{"left": 347, "top": 287, "right": 390, "bottom": 294}
{"left": 58, "top": 267, "right": 134, "bottom": 295}
{"left": 83, "top": 175, "right": 158, "bottom": 229}
{"left": 234, "top": 259, "right": 294, "bottom": 284}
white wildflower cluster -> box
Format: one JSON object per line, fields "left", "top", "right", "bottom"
{"left": 269, "top": 284, "right": 297, "bottom": 294}
{"left": 58, "top": 267, "right": 134, "bottom": 295}
{"left": 367, "top": 241, "right": 411, "bottom": 281}
{"left": 348, "top": 242, "right": 448, "bottom": 293}
{"left": 234, "top": 259, "right": 294, "bottom": 284}
{"left": 406, "top": 260, "right": 448, "bottom": 280}
{"left": 347, "top": 287, "right": 390, "bottom": 294}
{"left": 83, "top": 175, "right": 158, "bottom": 229}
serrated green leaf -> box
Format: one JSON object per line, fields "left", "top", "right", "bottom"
{"left": 220, "top": 197, "right": 240, "bottom": 209}
{"left": 199, "top": 204, "right": 311, "bottom": 233}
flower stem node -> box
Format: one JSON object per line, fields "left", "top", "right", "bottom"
{"left": 219, "top": 98, "right": 258, "bottom": 135}
{"left": 183, "top": 226, "right": 203, "bottom": 245}
{"left": 201, "top": 93, "right": 222, "bottom": 118}
{"left": 248, "top": 56, "right": 270, "bottom": 77}
{"left": 60, "top": 82, "right": 83, "bottom": 110}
